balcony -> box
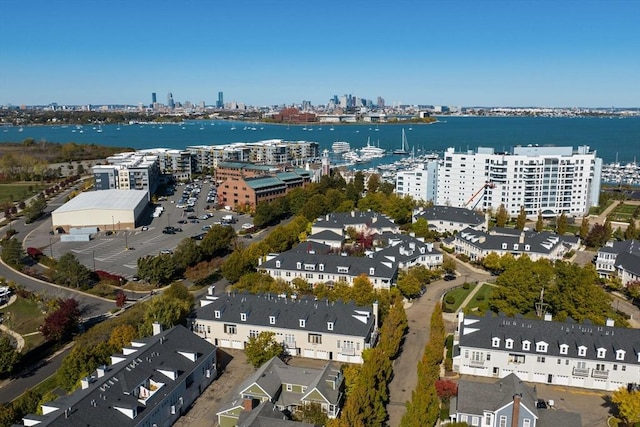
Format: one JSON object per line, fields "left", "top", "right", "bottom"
{"left": 469, "top": 359, "right": 485, "bottom": 368}
{"left": 572, "top": 367, "right": 589, "bottom": 377}
{"left": 592, "top": 369, "right": 609, "bottom": 379}
{"left": 341, "top": 347, "right": 356, "bottom": 356}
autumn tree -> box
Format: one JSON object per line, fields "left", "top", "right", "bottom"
{"left": 579, "top": 217, "right": 590, "bottom": 240}
{"left": 624, "top": 219, "right": 637, "bottom": 240}
{"left": 244, "top": 332, "right": 284, "bottom": 368}
{"left": 107, "top": 324, "right": 138, "bottom": 350}
{"left": 442, "top": 256, "right": 457, "bottom": 274}
{"left": 495, "top": 204, "right": 509, "bottom": 228}
{"left": 535, "top": 210, "right": 544, "bottom": 232}
{"left": 556, "top": 212, "right": 568, "bottom": 235}
{"left": 367, "top": 174, "right": 381, "bottom": 193}
{"left": 611, "top": 387, "right": 640, "bottom": 426}
{"left": 40, "top": 298, "right": 81, "bottom": 342}
{"left": 115, "top": 290, "right": 126, "bottom": 308}
{"left": 516, "top": 206, "right": 527, "bottom": 230}
{"left": 585, "top": 223, "right": 608, "bottom": 248}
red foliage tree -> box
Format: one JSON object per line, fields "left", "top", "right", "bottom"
{"left": 40, "top": 298, "right": 80, "bottom": 342}
{"left": 115, "top": 290, "right": 127, "bottom": 308}
{"left": 435, "top": 379, "right": 458, "bottom": 400}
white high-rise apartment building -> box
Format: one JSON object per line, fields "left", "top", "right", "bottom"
{"left": 436, "top": 145, "right": 602, "bottom": 218}
{"left": 395, "top": 157, "right": 438, "bottom": 203}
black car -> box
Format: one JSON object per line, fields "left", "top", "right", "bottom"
{"left": 536, "top": 399, "right": 548, "bottom": 409}
{"left": 177, "top": 219, "right": 187, "bottom": 224}
{"left": 443, "top": 274, "right": 456, "bottom": 281}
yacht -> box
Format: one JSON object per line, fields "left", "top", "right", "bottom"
{"left": 332, "top": 141, "right": 351, "bottom": 154}
{"left": 359, "top": 137, "right": 386, "bottom": 159}
{"left": 393, "top": 129, "right": 410, "bottom": 155}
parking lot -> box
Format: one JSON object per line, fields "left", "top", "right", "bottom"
{"left": 28, "top": 179, "right": 254, "bottom": 281}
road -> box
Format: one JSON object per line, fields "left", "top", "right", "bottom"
{"left": 386, "top": 257, "right": 490, "bottom": 427}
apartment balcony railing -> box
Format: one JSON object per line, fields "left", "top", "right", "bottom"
{"left": 341, "top": 347, "right": 356, "bottom": 356}
{"left": 469, "top": 359, "right": 485, "bottom": 368}
{"left": 572, "top": 367, "right": 589, "bottom": 377}
{"left": 592, "top": 369, "right": 609, "bottom": 379}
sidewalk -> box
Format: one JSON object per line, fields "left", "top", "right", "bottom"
{"left": 0, "top": 295, "right": 25, "bottom": 352}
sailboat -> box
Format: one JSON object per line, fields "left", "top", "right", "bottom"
{"left": 393, "top": 129, "right": 410, "bottom": 155}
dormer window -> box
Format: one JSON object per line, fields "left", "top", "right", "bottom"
{"left": 616, "top": 350, "right": 625, "bottom": 361}
{"left": 513, "top": 244, "right": 519, "bottom": 250}
{"left": 319, "top": 264, "right": 324, "bottom": 271}
{"left": 276, "top": 260, "right": 281, "bottom": 268}
{"left": 214, "top": 310, "right": 221, "bottom": 319}
{"left": 492, "top": 337, "right": 501, "bottom": 348}
{"left": 337, "top": 266, "right": 349, "bottom": 273}
{"left": 524, "top": 244, "right": 530, "bottom": 251}
{"left": 502, "top": 243, "right": 508, "bottom": 250}
{"left": 296, "top": 262, "right": 302, "bottom": 269}
{"left": 269, "top": 316, "right": 276, "bottom": 325}
{"left": 597, "top": 348, "right": 606, "bottom": 359}
{"left": 240, "top": 313, "right": 247, "bottom": 322}
{"left": 559, "top": 344, "right": 568, "bottom": 355}
{"left": 578, "top": 346, "right": 587, "bottom": 357}
{"left": 328, "top": 322, "right": 334, "bottom": 331}
{"left": 536, "top": 342, "right": 548, "bottom": 353}
{"left": 505, "top": 339, "right": 513, "bottom": 349}
{"left": 299, "top": 319, "right": 306, "bottom": 328}
{"left": 522, "top": 340, "right": 530, "bottom": 351}
{"left": 369, "top": 267, "right": 375, "bottom": 275}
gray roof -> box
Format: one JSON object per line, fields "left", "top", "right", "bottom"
{"left": 25, "top": 325, "right": 216, "bottom": 427}
{"left": 260, "top": 250, "right": 397, "bottom": 282}
{"left": 598, "top": 239, "right": 640, "bottom": 256}
{"left": 373, "top": 232, "right": 441, "bottom": 264}
{"left": 459, "top": 313, "right": 640, "bottom": 365}
{"left": 456, "top": 373, "right": 537, "bottom": 416}
{"left": 314, "top": 210, "right": 397, "bottom": 232}
{"left": 455, "top": 227, "right": 579, "bottom": 255}
{"left": 53, "top": 189, "right": 148, "bottom": 213}
{"left": 218, "top": 162, "right": 273, "bottom": 171}
{"left": 415, "top": 206, "right": 484, "bottom": 225}
{"left": 289, "top": 241, "right": 333, "bottom": 254}
{"left": 195, "top": 293, "right": 375, "bottom": 338}
{"left": 218, "top": 357, "right": 343, "bottom": 419}
{"left": 308, "top": 230, "right": 344, "bottom": 243}
{"left": 236, "top": 401, "right": 318, "bottom": 427}
{"left": 616, "top": 251, "right": 640, "bottom": 276}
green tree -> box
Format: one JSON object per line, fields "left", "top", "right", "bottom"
{"left": 137, "top": 254, "right": 178, "bottom": 286}
{"left": 516, "top": 206, "right": 527, "bottom": 230}
{"left": 611, "top": 387, "right": 640, "bottom": 426}
{"left": 556, "top": 212, "right": 568, "bottom": 235}
{"left": 200, "top": 224, "right": 235, "bottom": 258}
{"left": 535, "top": 210, "right": 544, "bottom": 232}
{"left": 624, "top": 220, "right": 637, "bottom": 240}
{"left": 354, "top": 171, "right": 365, "bottom": 195}
{"left": 0, "top": 336, "right": 19, "bottom": 374}
{"left": 57, "top": 342, "right": 113, "bottom": 391}
{"left": 23, "top": 196, "right": 46, "bottom": 223}
{"left": 172, "top": 238, "right": 202, "bottom": 270}
{"left": 604, "top": 217, "right": 613, "bottom": 240}
{"left": 244, "top": 332, "right": 284, "bottom": 368}
{"left": 495, "top": 204, "right": 509, "bottom": 228}
{"left": 579, "top": 217, "right": 590, "bottom": 240}
{"left": 412, "top": 217, "right": 431, "bottom": 239}
{"left": 442, "top": 256, "right": 457, "bottom": 274}
{"left": 367, "top": 174, "right": 381, "bottom": 193}
{"left": 52, "top": 252, "right": 92, "bottom": 289}
{"left": 294, "top": 402, "right": 329, "bottom": 425}
{"left": 482, "top": 252, "right": 502, "bottom": 274}
{"left": 142, "top": 294, "right": 191, "bottom": 333}
{"left": 397, "top": 272, "right": 422, "bottom": 299}
{"left": 0, "top": 238, "right": 23, "bottom": 267}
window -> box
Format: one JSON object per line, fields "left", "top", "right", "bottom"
{"left": 249, "top": 330, "right": 259, "bottom": 338}
{"left": 597, "top": 348, "right": 606, "bottom": 358}
{"left": 508, "top": 353, "right": 526, "bottom": 364}
{"left": 537, "top": 356, "right": 546, "bottom": 363}
{"left": 461, "top": 415, "right": 468, "bottom": 422}
{"left": 299, "top": 319, "right": 306, "bottom": 328}
{"left": 308, "top": 334, "right": 322, "bottom": 344}
{"left": 557, "top": 358, "right": 562, "bottom": 365}
{"left": 505, "top": 339, "right": 513, "bottom": 349}
{"left": 485, "top": 414, "right": 491, "bottom": 425}
{"left": 327, "top": 322, "right": 334, "bottom": 331}
{"left": 522, "top": 340, "right": 530, "bottom": 351}
{"left": 578, "top": 346, "right": 587, "bottom": 357}
{"left": 269, "top": 316, "right": 276, "bottom": 325}
{"left": 275, "top": 260, "right": 281, "bottom": 268}
{"left": 576, "top": 361, "right": 586, "bottom": 369}
{"left": 559, "top": 344, "right": 568, "bottom": 355}
{"left": 471, "top": 351, "right": 484, "bottom": 362}
{"left": 499, "top": 415, "right": 507, "bottom": 427}
{"left": 523, "top": 419, "right": 530, "bottom": 427}
{"left": 224, "top": 324, "right": 236, "bottom": 334}
{"left": 622, "top": 366, "right": 626, "bottom": 371}
{"left": 240, "top": 313, "right": 247, "bottom": 321}
{"left": 472, "top": 416, "right": 479, "bottom": 426}
{"left": 286, "top": 384, "right": 292, "bottom": 391}
{"left": 214, "top": 310, "right": 221, "bottom": 319}
{"left": 536, "top": 342, "right": 548, "bottom": 352}
{"left": 616, "top": 350, "right": 625, "bottom": 361}
{"left": 492, "top": 337, "right": 500, "bottom": 347}
{"left": 596, "top": 363, "right": 606, "bottom": 371}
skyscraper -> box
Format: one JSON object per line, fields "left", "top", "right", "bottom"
{"left": 167, "top": 92, "right": 175, "bottom": 109}
{"left": 151, "top": 92, "right": 157, "bottom": 106}
{"left": 216, "top": 91, "right": 224, "bottom": 109}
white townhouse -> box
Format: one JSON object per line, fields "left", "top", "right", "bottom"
{"left": 454, "top": 313, "right": 640, "bottom": 392}
{"left": 371, "top": 232, "right": 443, "bottom": 270}
{"left": 22, "top": 325, "right": 217, "bottom": 427}
{"left": 596, "top": 239, "right": 640, "bottom": 286}
{"left": 190, "top": 293, "right": 378, "bottom": 364}
{"left": 451, "top": 227, "right": 580, "bottom": 262}
{"left": 312, "top": 210, "right": 400, "bottom": 236}
{"left": 436, "top": 145, "right": 602, "bottom": 218}
{"left": 413, "top": 205, "right": 487, "bottom": 234}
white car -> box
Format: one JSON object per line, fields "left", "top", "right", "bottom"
{"left": 241, "top": 223, "right": 254, "bottom": 230}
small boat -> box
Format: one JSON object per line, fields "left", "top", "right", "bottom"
{"left": 393, "top": 129, "right": 410, "bottom": 155}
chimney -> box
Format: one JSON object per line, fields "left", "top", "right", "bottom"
{"left": 372, "top": 301, "right": 379, "bottom": 332}
{"left": 519, "top": 232, "right": 525, "bottom": 244}
{"left": 242, "top": 398, "right": 256, "bottom": 411}
{"left": 511, "top": 394, "right": 522, "bottom": 427}
{"left": 207, "top": 285, "right": 216, "bottom": 296}
{"left": 606, "top": 318, "right": 615, "bottom": 327}
{"left": 152, "top": 322, "right": 163, "bottom": 336}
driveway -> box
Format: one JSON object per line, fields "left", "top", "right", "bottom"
{"left": 386, "top": 258, "right": 490, "bottom": 426}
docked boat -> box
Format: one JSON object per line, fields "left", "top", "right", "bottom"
{"left": 359, "top": 137, "right": 386, "bottom": 159}
{"left": 332, "top": 141, "right": 351, "bottom": 154}
{"left": 393, "top": 128, "right": 410, "bottom": 155}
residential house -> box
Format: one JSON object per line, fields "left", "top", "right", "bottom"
{"left": 454, "top": 312, "right": 640, "bottom": 392}
{"left": 595, "top": 239, "right": 640, "bottom": 286}
{"left": 217, "top": 357, "right": 343, "bottom": 427}
{"left": 190, "top": 293, "right": 378, "bottom": 364}
{"left": 413, "top": 205, "right": 487, "bottom": 234}
{"left": 312, "top": 210, "right": 399, "bottom": 236}
{"left": 451, "top": 373, "right": 581, "bottom": 427}
{"left": 372, "top": 232, "right": 443, "bottom": 270}
{"left": 21, "top": 324, "right": 217, "bottom": 427}
{"left": 450, "top": 227, "right": 580, "bottom": 262}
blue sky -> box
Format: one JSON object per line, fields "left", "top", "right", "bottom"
{"left": 1, "top": 0, "right": 639, "bottom": 107}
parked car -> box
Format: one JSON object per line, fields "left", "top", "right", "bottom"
{"left": 444, "top": 274, "right": 456, "bottom": 281}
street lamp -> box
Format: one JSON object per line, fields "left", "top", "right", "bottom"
{"left": 125, "top": 231, "right": 128, "bottom": 250}
{"left": 49, "top": 237, "right": 53, "bottom": 258}
{"left": 92, "top": 250, "right": 96, "bottom": 271}
{"left": 112, "top": 216, "right": 115, "bottom": 231}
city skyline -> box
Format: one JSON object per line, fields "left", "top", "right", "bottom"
{"left": 0, "top": 0, "right": 639, "bottom": 108}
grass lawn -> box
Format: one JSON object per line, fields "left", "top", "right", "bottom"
{"left": 444, "top": 284, "right": 476, "bottom": 312}
{"left": 22, "top": 333, "right": 46, "bottom": 352}
{"left": 463, "top": 283, "right": 495, "bottom": 314}
{"left": 0, "top": 182, "right": 47, "bottom": 204}
{"left": 2, "top": 297, "right": 45, "bottom": 337}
